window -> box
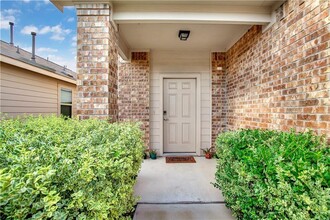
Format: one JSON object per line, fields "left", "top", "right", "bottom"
{"left": 60, "top": 89, "right": 72, "bottom": 118}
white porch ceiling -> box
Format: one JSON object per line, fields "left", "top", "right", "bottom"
{"left": 118, "top": 23, "right": 251, "bottom": 52}
{"left": 50, "top": 0, "right": 285, "bottom": 58}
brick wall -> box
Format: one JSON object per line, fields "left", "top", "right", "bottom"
{"left": 224, "top": 0, "right": 330, "bottom": 142}
{"left": 118, "top": 52, "right": 150, "bottom": 146}
{"left": 211, "top": 52, "right": 227, "bottom": 146}
{"left": 76, "top": 3, "right": 118, "bottom": 121}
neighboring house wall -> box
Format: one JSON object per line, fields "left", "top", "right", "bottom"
{"left": 223, "top": 0, "right": 330, "bottom": 141}
{"left": 150, "top": 50, "right": 211, "bottom": 153}
{"left": 118, "top": 52, "right": 150, "bottom": 146}
{"left": 0, "top": 62, "right": 76, "bottom": 117}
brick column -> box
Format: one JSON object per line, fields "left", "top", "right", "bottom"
{"left": 76, "top": 3, "right": 118, "bottom": 121}
{"left": 211, "top": 52, "right": 227, "bottom": 146}
{"left": 118, "top": 52, "right": 150, "bottom": 146}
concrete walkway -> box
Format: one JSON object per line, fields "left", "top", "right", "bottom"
{"left": 133, "top": 156, "right": 235, "bottom": 220}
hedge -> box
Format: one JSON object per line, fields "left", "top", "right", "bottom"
{"left": 0, "top": 116, "right": 144, "bottom": 219}
{"left": 214, "top": 129, "right": 329, "bottom": 220}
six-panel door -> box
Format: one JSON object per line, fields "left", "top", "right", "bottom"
{"left": 163, "top": 78, "right": 196, "bottom": 153}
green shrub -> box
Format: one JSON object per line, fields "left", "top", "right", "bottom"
{"left": 0, "top": 115, "right": 144, "bottom": 219}
{"left": 214, "top": 129, "right": 329, "bottom": 220}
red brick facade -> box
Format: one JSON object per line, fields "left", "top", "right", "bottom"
{"left": 211, "top": 52, "right": 227, "bottom": 146}
{"left": 118, "top": 52, "right": 150, "bottom": 146}
{"left": 212, "top": 0, "right": 330, "bottom": 142}
{"left": 75, "top": 0, "right": 329, "bottom": 145}
{"left": 76, "top": 3, "right": 118, "bottom": 121}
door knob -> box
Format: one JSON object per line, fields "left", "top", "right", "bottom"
{"left": 164, "top": 117, "right": 169, "bottom": 121}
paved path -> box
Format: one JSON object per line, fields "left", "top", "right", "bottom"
{"left": 133, "top": 157, "right": 235, "bottom": 220}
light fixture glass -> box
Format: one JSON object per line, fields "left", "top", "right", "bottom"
{"left": 178, "top": 30, "right": 190, "bottom": 41}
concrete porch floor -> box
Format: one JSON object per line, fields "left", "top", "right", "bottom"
{"left": 133, "top": 156, "right": 235, "bottom": 220}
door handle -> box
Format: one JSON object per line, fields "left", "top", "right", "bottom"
{"left": 163, "top": 110, "right": 168, "bottom": 121}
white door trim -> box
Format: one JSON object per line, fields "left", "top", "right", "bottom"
{"left": 160, "top": 73, "right": 201, "bottom": 156}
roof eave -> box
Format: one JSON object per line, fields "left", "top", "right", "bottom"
{"left": 50, "top": 0, "right": 112, "bottom": 11}
{"left": 0, "top": 54, "right": 77, "bottom": 85}
{"left": 50, "top": 0, "right": 65, "bottom": 12}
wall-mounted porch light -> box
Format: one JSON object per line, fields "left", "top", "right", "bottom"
{"left": 178, "top": 30, "right": 190, "bottom": 41}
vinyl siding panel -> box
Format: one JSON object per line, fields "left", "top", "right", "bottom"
{"left": 1, "top": 87, "right": 58, "bottom": 99}
{"left": 0, "top": 62, "right": 76, "bottom": 117}
{"left": 2, "top": 80, "right": 58, "bottom": 95}
{"left": 150, "top": 51, "right": 211, "bottom": 154}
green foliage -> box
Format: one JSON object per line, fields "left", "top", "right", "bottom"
{"left": 0, "top": 115, "right": 144, "bottom": 219}
{"left": 214, "top": 129, "right": 330, "bottom": 220}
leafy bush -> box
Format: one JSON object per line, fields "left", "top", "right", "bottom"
{"left": 0, "top": 116, "right": 144, "bottom": 219}
{"left": 214, "top": 129, "right": 329, "bottom": 220}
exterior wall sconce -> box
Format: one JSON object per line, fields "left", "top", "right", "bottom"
{"left": 178, "top": 30, "right": 190, "bottom": 41}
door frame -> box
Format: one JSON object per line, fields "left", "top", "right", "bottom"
{"left": 160, "top": 73, "right": 201, "bottom": 156}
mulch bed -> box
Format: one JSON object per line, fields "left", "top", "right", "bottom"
{"left": 166, "top": 156, "right": 196, "bottom": 163}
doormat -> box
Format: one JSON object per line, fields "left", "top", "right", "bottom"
{"left": 166, "top": 156, "right": 196, "bottom": 163}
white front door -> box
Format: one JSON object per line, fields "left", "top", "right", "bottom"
{"left": 163, "top": 78, "right": 196, "bottom": 153}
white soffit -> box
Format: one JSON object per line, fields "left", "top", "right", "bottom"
{"left": 112, "top": 1, "right": 282, "bottom": 55}
{"left": 50, "top": 0, "right": 285, "bottom": 56}
{"left": 118, "top": 23, "right": 251, "bottom": 52}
